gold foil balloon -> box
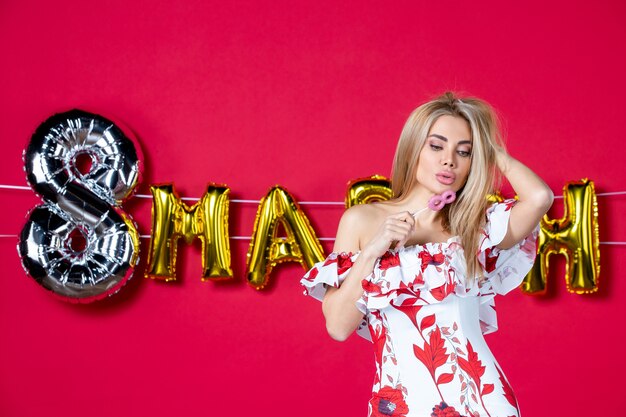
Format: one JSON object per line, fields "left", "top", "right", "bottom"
{"left": 346, "top": 175, "right": 393, "bottom": 207}
{"left": 247, "top": 186, "right": 325, "bottom": 289}
{"left": 145, "top": 183, "right": 233, "bottom": 281}
{"left": 486, "top": 192, "right": 505, "bottom": 204}
{"left": 522, "top": 179, "right": 600, "bottom": 295}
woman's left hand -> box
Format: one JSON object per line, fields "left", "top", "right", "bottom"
{"left": 492, "top": 144, "right": 511, "bottom": 174}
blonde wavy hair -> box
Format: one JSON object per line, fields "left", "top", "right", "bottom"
{"left": 391, "top": 92, "right": 504, "bottom": 283}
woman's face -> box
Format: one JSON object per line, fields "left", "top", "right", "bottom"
{"left": 415, "top": 115, "right": 472, "bottom": 195}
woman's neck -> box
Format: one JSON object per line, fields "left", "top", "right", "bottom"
{"left": 394, "top": 187, "right": 443, "bottom": 227}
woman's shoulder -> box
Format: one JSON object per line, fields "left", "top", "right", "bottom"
{"left": 334, "top": 202, "right": 392, "bottom": 252}
{"left": 341, "top": 200, "right": 398, "bottom": 223}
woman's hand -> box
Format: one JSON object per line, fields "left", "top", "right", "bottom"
{"left": 493, "top": 145, "right": 513, "bottom": 175}
{"left": 361, "top": 211, "right": 415, "bottom": 259}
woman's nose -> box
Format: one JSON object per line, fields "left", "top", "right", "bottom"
{"left": 441, "top": 153, "right": 455, "bottom": 168}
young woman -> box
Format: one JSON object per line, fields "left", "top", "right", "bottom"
{"left": 300, "top": 92, "right": 553, "bottom": 417}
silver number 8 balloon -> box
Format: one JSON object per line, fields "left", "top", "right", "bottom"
{"left": 18, "top": 110, "right": 142, "bottom": 303}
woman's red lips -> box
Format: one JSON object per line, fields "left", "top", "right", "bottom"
{"left": 436, "top": 171, "right": 456, "bottom": 185}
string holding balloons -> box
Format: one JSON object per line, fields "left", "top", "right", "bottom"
{"left": 18, "top": 109, "right": 142, "bottom": 303}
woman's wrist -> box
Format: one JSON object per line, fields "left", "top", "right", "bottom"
{"left": 359, "top": 244, "right": 382, "bottom": 262}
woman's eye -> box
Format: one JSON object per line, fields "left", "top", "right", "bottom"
{"left": 429, "top": 144, "right": 443, "bottom": 151}
{"left": 457, "top": 150, "right": 471, "bottom": 158}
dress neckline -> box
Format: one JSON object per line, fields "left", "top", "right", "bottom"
{"left": 337, "top": 236, "right": 461, "bottom": 257}
{"left": 392, "top": 235, "right": 461, "bottom": 253}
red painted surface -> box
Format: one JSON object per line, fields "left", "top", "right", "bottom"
{"left": 0, "top": 1, "right": 624, "bottom": 416}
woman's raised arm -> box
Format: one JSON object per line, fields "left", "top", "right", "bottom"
{"left": 494, "top": 149, "right": 554, "bottom": 249}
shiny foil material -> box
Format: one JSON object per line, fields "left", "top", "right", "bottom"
{"left": 522, "top": 179, "right": 600, "bottom": 294}
{"left": 246, "top": 186, "right": 325, "bottom": 289}
{"left": 345, "top": 175, "right": 393, "bottom": 208}
{"left": 145, "top": 183, "right": 233, "bottom": 281}
{"left": 18, "top": 110, "right": 141, "bottom": 302}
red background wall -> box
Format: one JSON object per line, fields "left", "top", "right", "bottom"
{"left": 1, "top": 1, "right": 624, "bottom": 416}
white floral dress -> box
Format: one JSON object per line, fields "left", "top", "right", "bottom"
{"left": 300, "top": 200, "right": 538, "bottom": 417}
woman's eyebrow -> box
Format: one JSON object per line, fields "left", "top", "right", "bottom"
{"left": 428, "top": 134, "right": 472, "bottom": 145}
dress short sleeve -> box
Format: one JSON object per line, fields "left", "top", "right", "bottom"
{"left": 477, "top": 199, "right": 539, "bottom": 334}
{"left": 300, "top": 252, "right": 372, "bottom": 341}
{"left": 300, "top": 252, "right": 359, "bottom": 300}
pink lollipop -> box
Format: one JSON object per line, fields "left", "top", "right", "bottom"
{"left": 441, "top": 190, "right": 456, "bottom": 204}
{"left": 427, "top": 191, "right": 457, "bottom": 211}
{"left": 427, "top": 195, "right": 444, "bottom": 211}
{"left": 414, "top": 191, "right": 457, "bottom": 217}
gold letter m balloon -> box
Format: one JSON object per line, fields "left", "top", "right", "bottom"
{"left": 145, "top": 183, "right": 233, "bottom": 281}
{"left": 522, "top": 179, "right": 600, "bottom": 295}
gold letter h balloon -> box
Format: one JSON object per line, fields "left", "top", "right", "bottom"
{"left": 521, "top": 179, "right": 600, "bottom": 295}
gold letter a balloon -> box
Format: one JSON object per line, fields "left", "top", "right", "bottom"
{"left": 247, "top": 186, "right": 325, "bottom": 289}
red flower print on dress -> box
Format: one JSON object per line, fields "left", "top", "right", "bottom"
{"left": 457, "top": 340, "right": 499, "bottom": 412}
{"left": 372, "top": 323, "right": 387, "bottom": 371}
{"left": 420, "top": 314, "right": 436, "bottom": 331}
{"left": 322, "top": 252, "right": 354, "bottom": 269}
{"left": 430, "top": 401, "right": 466, "bottom": 417}
{"left": 413, "top": 326, "right": 450, "bottom": 382}
{"left": 392, "top": 303, "right": 423, "bottom": 329}
{"left": 303, "top": 266, "right": 318, "bottom": 282}
{"left": 412, "top": 274, "right": 425, "bottom": 286}
{"left": 496, "top": 364, "right": 519, "bottom": 408}
{"left": 362, "top": 279, "right": 383, "bottom": 294}
{"left": 369, "top": 385, "right": 409, "bottom": 416}
{"left": 483, "top": 247, "right": 499, "bottom": 274}
{"left": 430, "top": 281, "right": 457, "bottom": 302}
{"left": 502, "top": 199, "right": 516, "bottom": 211}
{"left": 457, "top": 341, "right": 485, "bottom": 387}
{"left": 335, "top": 252, "right": 354, "bottom": 275}
{"left": 520, "top": 235, "right": 538, "bottom": 259}
{"left": 418, "top": 251, "right": 445, "bottom": 272}
{"left": 396, "top": 274, "right": 424, "bottom": 299}
{"left": 379, "top": 252, "right": 401, "bottom": 271}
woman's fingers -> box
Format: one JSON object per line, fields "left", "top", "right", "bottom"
{"left": 382, "top": 222, "right": 412, "bottom": 240}
{"left": 365, "top": 211, "right": 417, "bottom": 257}
{"left": 382, "top": 212, "right": 415, "bottom": 248}
{"left": 389, "top": 211, "right": 415, "bottom": 224}
{"left": 385, "top": 212, "right": 415, "bottom": 232}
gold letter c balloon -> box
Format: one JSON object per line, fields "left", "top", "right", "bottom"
{"left": 345, "top": 175, "right": 393, "bottom": 208}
